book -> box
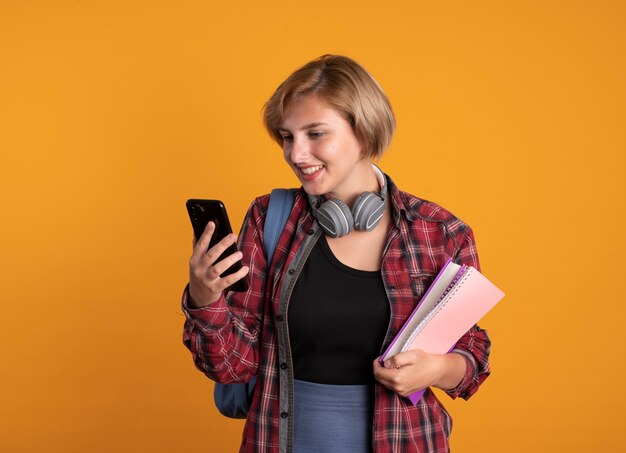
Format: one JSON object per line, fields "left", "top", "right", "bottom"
{"left": 381, "top": 258, "right": 505, "bottom": 405}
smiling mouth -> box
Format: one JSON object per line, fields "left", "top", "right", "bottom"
{"left": 299, "top": 165, "right": 324, "bottom": 175}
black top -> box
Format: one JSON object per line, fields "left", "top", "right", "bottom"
{"left": 288, "top": 236, "right": 390, "bottom": 385}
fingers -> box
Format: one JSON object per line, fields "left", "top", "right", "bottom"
{"left": 382, "top": 357, "right": 401, "bottom": 370}
{"left": 383, "top": 350, "right": 419, "bottom": 369}
{"left": 188, "top": 255, "right": 248, "bottom": 307}
{"left": 217, "top": 265, "right": 250, "bottom": 290}
{"left": 191, "top": 221, "right": 238, "bottom": 265}
{"left": 192, "top": 221, "right": 216, "bottom": 257}
{"left": 373, "top": 357, "right": 400, "bottom": 379}
{"left": 387, "top": 349, "right": 433, "bottom": 369}
{"left": 373, "top": 358, "right": 407, "bottom": 394}
{"left": 373, "top": 357, "right": 397, "bottom": 381}
{"left": 190, "top": 235, "right": 244, "bottom": 285}
{"left": 188, "top": 222, "right": 248, "bottom": 306}
{"left": 203, "top": 233, "right": 238, "bottom": 268}
{"left": 207, "top": 250, "right": 243, "bottom": 279}
{"left": 373, "top": 352, "right": 431, "bottom": 397}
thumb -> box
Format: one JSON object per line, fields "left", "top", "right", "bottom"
{"left": 385, "top": 350, "right": 421, "bottom": 369}
{"left": 383, "top": 356, "right": 401, "bottom": 369}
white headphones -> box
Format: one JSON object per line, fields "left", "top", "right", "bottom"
{"left": 308, "top": 165, "right": 388, "bottom": 238}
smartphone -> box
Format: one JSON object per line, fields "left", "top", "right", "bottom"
{"left": 186, "top": 199, "right": 249, "bottom": 292}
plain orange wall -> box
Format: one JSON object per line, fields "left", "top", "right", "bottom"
{"left": 1, "top": 1, "right": 624, "bottom": 452}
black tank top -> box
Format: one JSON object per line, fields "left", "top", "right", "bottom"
{"left": 288, "top": 236, "right": 390, "bottom": 385}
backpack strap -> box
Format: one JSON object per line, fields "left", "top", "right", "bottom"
{"left": 213, "top": 188, "right": 296, "bottom": 419}
{"left": 263, "top": 189, "right": 296, "bottom": 263}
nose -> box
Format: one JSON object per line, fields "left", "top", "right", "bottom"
{"left": 287, "top": 136, "right": 310, "bottom": 163}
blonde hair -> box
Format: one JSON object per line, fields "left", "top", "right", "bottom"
{"left": 263, "top": 55, "right": 396, "bottom": 159}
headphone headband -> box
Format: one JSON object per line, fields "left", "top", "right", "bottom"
{"left": 308, "top": 164, "right": 388, "bottom": 238}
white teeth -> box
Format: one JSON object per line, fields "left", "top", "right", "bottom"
{"left": 300, "top": 165, "right": 323, "bottom": 175}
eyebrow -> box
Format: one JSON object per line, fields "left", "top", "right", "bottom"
{"left": 278, "top": 122, "right": 329, "bottom": 132}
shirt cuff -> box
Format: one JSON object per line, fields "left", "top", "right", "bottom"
{"left": 444, "top": 349, "right": 477, "bottom": 400}
{"left": 181, "top": 284, "right": 230, "bottom": 329}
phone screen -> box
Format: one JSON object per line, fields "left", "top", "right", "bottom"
{"left": 186, "top": 199, "right": 248, "bottom": 292}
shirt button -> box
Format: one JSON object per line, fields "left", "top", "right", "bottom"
{"left": 288, "top": 268, "right": 295, "bottom": 275}
{"left": 276, "top": 315, "right": 284, "bottom": 322}
{"left": 281, "top": 411, "right": 289, "bottom": 418}
{"left": 307, "top": 229, "right": 315, "bottom": 235}
{"left": 280, "top": 362, "right": 287, "bottom": 369}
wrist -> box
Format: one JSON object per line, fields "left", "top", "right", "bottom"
{"left": 187, "top": 284, "right": 220, "bottom": 308}
{"left": 432, "top": 353, "right": 466, "bottom": 391}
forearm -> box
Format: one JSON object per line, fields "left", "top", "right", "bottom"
{"left": 432, "top": 352, "right": 467, "bottom": 391}
{"left": 182, "top": 283, "right": 260, "bottom": 383}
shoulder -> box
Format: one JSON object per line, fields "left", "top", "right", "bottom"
{"left": 247, "top": 188, "right": 308, "bottom": 224}
{"left": 387, "top": 175, "right": 472, "bottom": 238}
{"left": 251, "top": 193, "right": 271, "bottom": 212}
{"left": 250, "top": 188, "right": 307, "bottom": 211}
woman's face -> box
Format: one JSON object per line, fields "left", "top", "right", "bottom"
{"left": 279, "top": 95, "right": 371, "bottom": 200}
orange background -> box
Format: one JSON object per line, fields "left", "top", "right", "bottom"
{"left": 1, "top": 1, "right": 624, "bottom": 452}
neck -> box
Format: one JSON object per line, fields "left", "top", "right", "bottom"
{"left": 330, "top": 162, "right": 383, "bottom": 206}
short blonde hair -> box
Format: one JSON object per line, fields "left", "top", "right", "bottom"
{"left": 263, "top": 55, "right": 395, "bottom": 159}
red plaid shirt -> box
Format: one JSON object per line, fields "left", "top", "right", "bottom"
{"left": 183, "top": 175, "right": 491, "bottom": 452}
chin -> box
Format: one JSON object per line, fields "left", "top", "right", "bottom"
{"left": 299, "top": 180, "right": 324, "bottom": 196}
{"left": 302, "top": 188, "right": 325, "bottom": 197}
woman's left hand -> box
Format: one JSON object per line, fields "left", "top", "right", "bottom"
{"left": 373, "top": 350, "right": 466, "bottom": 397}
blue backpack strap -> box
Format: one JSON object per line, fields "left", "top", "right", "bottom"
{"left": 213, "top": 188, "right": 296, "bottom": 419}
{"left": 264, "top": 188, "right": 296, "bottom": 262}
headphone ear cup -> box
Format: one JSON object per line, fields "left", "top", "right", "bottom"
{"left": 316, "top": 198, "right": 354, "bottom": 238}
{"left": 352, "top": 192, "right": 386, "bottom": 232}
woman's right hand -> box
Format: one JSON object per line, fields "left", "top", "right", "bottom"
{"left": 188, "top": 221, "right": 249, "bottom": 308}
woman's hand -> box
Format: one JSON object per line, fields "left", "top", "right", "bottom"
{"left": 188, "top": 221, "right": 249, "bottom": 308}
{"left": 373, "top": 350, "right": 466, "bottom": 397}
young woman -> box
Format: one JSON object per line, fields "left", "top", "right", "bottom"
{"left": 183, "top": 55, "right": 491, "bottom": 452}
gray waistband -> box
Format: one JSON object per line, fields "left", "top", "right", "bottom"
{"left": 293, "top": 380, "right": 373, "bottom": 453}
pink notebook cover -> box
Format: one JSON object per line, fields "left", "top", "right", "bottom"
{"left": 381, "top": 260, "right": 505, "bottom": 405}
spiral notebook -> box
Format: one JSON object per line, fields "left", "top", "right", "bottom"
{"left": 381, "top": 258, "right": 505, "bottom": 405}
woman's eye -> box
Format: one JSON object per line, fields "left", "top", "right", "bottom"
{"left": 309, "top": 131, "right": 325, "bottom": 139}
{"left": 281, "top": 135, "right": 293, "bottom": 143}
